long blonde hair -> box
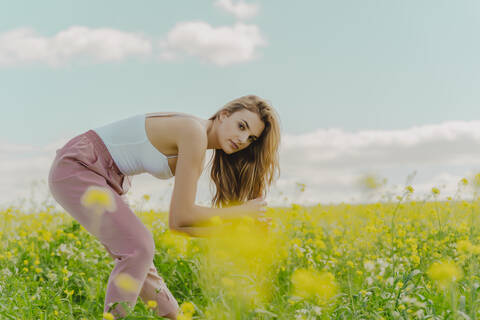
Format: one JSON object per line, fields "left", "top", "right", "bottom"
{"left": 208, "top": 95, "right": 281, "bottom": 208}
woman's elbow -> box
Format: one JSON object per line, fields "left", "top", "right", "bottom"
{"left": 169, "top": 204, "right": 196, "bottom": 229}
{"left": 168, "top": 220, "right": 178, "bottom": 231}
{"left": 168, "top": 209, "right": 189, "bottom": 230}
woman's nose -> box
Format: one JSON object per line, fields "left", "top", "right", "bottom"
{"left": 240, "top": 133, "right": 249, "bottom": 144}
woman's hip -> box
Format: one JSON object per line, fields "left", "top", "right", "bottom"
{"left": 48, "top": 130, "right": 130, "bottom": 196}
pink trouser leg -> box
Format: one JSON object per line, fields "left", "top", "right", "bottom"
{"left": 48, "top": 159, "right": 179, "bottom": 318}
{"left": 138, "top": 262, "right": 179, "bottom": 317}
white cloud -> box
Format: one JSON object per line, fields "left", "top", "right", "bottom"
{"left": 158, "top": 21, "right": 267, "bottom": 66}
{"left": 3, "top": 120, "right": 480, "bottom": 213}
{"left": 214, "top": 0, "right": 260, "bottom": 20}
{"left": 0, "top": 23, "right": 267, "bottom": 67}
{"left": 0, "top": 26, "right": 152, "bottom": 67}
{"left": 279, "top": 120, "right": 480, "bottom": 204}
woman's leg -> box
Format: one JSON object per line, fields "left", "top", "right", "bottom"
{"left": 48, "top": 159, "right": 178, "bottom": 318}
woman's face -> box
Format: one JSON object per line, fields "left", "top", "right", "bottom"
{"left": 218, "top": 108, "right": 265, "bottom": 154}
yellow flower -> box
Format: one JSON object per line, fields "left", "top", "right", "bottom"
{"left": 103, "top": 312, "right": 115, "bottom": 320}
{"left": 209, "top": 215, "right": 223, "bottom": 226}
{"left": 405, "top": 185, "right": 414, "bottom": 193}
{"left": 427, "top": 260, "right": 463, "bottom": 288}
{"left": 460, "top": 178, "right": 468, "bottom": 186}
{"left": 64, "top": 289, "right": 74, "bottom": 297}
{"left": 411, "top": 255, "right": 420, "bottom": 265}
{"left": 180, "top": 301, "right": 195, "bottom": 315}
{"left": 147, "top": 300, "right": 157, "bottom": 308}
{"left": 114, "top": 273, "right": 140, "bottom": 293}
{"left": 315, "top": 238, "right": 326, "bottom": 249}
{"left": 81, "top": 186, "right": 117, "bottom": 214}
{"left": 431, "top": 187, "right": 440, "bottom": 195}
{"left": 178, "top": 314, "right": 192, "bottom": 320}
{"left": 221, "top": 277, "right": 235, "bottom": 288}
{"left": 291, "top": 268, "right": 338, "bottom": 303}
{"left": 142, "top": 194, "right": 151, "bottom": 201}
{"left": 457, "top": 239, "right": 473, "bottom": 254}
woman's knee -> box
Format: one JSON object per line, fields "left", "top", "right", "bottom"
{"left": 131, "top": 234, "right": 155, "bottom": 262}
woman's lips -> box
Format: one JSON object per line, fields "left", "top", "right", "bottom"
{"left": 230, "top": 140, "right": 238, "bottom": 150}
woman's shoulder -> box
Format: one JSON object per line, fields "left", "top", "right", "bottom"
{"left": 145, "top": 111, "right": 207, "bottom": 153}
{"left": 146, "top": 111, "right": 206, "bottom": 131}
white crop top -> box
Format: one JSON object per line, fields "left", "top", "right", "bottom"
{"left": 92, "top": 113, "right": 177, "bottom": 179}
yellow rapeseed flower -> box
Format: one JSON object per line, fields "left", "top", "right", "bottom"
{"left": 64, "top": 289, "right": 74, "bottom": 297}
{"left": 103, "top": 312, "right": 115, "bottom": 320}
{"left": 180, "top": 301, "right": 195, "bottom": 315}
{"left": 431, "top": 187, "right": 440, "bottom": 195}
{"left": 210, "top": 215, "right": 223, "bottom": 226}
{"left": 291, "top": 268, "right": 338, "bottom": 303}
{"left": 114, "top": 273, "right": 140, "bottom": 293}
{"left": 457, "top": 239, "right": 473, "bottom": 253}
{"left": 405, "top": 185, "right": 414, "bottom": 193}
{"left": 221, "top": 277, "right": 235, "bottom": 288}
{"left": 427, "top": 260, "right": 463, "bottom": 288}
{"left": 147, "top": 300, "right": 157, "bottom": 308}
{"left": 80, "top": 186, "right": 117, "bottom": 214}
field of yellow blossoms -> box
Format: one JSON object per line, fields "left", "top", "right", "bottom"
{"left": 1, "top": 180, "right": 480, "bottom": 319}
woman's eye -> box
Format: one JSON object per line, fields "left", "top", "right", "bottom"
{"left": 239, "top": 124, "right": 244, "bottom": 130}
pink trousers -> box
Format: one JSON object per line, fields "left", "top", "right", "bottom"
{"left": 48, "top": 130, "right": 179, "bottom": 318}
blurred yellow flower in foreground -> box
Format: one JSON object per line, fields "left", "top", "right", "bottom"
{"left": 291, "top": 268, "right": 338, "bottom": 303}
{"left": 457, "top": 239, "right": 480, "bottom": 256}
{"left": 427, "top": 260, "right": 463, "bottom": 289}
{"left": 81, "top": 186, "right": 116, "bottom": 214}
{"left": 209, "top": 215, "right": 223, "bottom": 226}
{"left": 103, "top": 312, "right": 115, "bottom": 320}
{"left": 114, "top": 273, "right": 140, "bottom": 293}
{"left": 200, "top": 215, "right": 284, "bottom": 307}
{"left": 146, "top": 300, "right": 157, "bottom": 308}
{"left": 180, "top": 301, "right": 195, "bottom": 315}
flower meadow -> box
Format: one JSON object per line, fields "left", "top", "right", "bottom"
{"left": 2, "top": 182, "right": 480, "bottom": 319}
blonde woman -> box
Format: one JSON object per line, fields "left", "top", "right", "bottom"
{"left": 48, "top": 95, "right": 281, "bottom": 319}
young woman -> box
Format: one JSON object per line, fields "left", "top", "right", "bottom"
{"left": 47, "top": 94, "right": 281, "bottom": 319}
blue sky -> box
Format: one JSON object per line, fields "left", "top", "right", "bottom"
{"left": 2, "top": 0, "right": 480, "bottom": 145}
{"left": 2, "top": 1, "right": 480, "bottom": 210}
